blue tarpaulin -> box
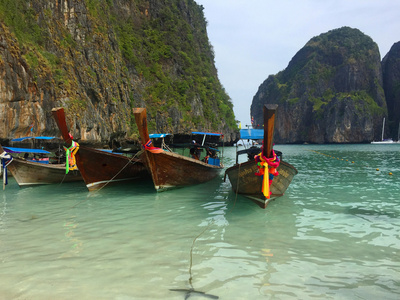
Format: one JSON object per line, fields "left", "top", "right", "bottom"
{"left": 149, "top": 133, "right": 170, "bottom": 138}
{"left": 192, "top": 131, "right": 222, "bottom": 137}
{"left": 11, "top": 136, "right": 57, "bottom": 142}
{"left": 240, "top": 129, "right": 264, "bottom": 140}
{"left": 208, "top": 157, "right": 220, "bottom": 166}
{"left": 3, "top": 147, "right": 51, "bottom": 154}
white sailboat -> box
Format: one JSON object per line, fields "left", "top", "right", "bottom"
{"left": 371, "top": 118, "right": 395, "bottom": 144}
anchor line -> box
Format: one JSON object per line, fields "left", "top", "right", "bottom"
{"left": 91, "top": 149, "right": 144, "bottom": 194}
{"left": 173, "top": 163, "right": 243, "bottom": 298}
{"left": 70, "top": 150, "right": 144, "bottom": 209}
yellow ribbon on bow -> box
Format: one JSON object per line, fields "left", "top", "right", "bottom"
{"left": 255, "top": 154, "right": 270, "bottom": 199}
{"left": 255, "top": 150, "right": 280, "bottom": 199}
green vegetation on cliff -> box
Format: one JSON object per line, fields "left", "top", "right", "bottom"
{"left": 111, "top": 0, "right": 235, "bottom": 129}
{"left": 0, "top": 0, "right": 236, "bottom": 136}
{"left": 277, "top": 27, "right": 385, "bottom": 114}
{"left": 251, "top": 27, "right": 387, "bottom": 143}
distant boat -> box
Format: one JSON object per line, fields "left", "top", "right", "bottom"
{"left": 133, "top": 108, "right": 224, "bottom": 191}
{"left": 52, "top": 107, "right": 150, "bottom": 191}
{"left": 371, "top": 118, "right": 397, "bottom": 144}
{"left": 224, "top": 104, "right": 298, "bottom": 208}
{"left": 0, "top": 143, "right": 82, "bottom": 187}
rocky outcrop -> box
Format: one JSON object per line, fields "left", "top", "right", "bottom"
{"left": 382, "top": 42, "right": 400, "bottom": 139}
{"left": 251, "top": 27, "right": 386, "bottom": 143}
{"left": 0, "top": 0, "right": 238, "bottom": 146}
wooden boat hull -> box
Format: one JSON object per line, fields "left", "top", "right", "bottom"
{"left": 7, "top": 158, "right": 82, "bottom": 186}
{"left": 142, "top": 150, "right": 222, "bottom": 191}
{"left": 225, "top": 160, "right": 298, "bottom": 208}
{"left": 74, "top": 147, "right": 149, "bottom": 191}
{"left": 52, "top": 107, "right": 150, "bottom": 191}
{"left": 133, "top": 107, "right": 223, "bottom": 191}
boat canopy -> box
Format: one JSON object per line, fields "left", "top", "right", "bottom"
{"left": 3, "top": 147, "right": 51, "bottom": 154}
{"left": 192, "top": 131, "right": 223, "bottom": 146}
{"left": 240, "top": 129, "right": 263, "bottom": 140}
{"left": 192, "top": 131, "right": 222, "bottom": 137}
{"left": 149, "top": 133, "right": 171, "bottom": 138}
{"left": 11, "top": 136, "right": 58, "bottom": 142}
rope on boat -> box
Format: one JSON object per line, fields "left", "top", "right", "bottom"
{"left": 58, "top": 173, "right": 68, "bottom": 186}
{"left": 70, "top": 150, "right": 144, "bottom": 208}
{"left": 232, "top": 163, "right": 240, "bottom": 210}
{"left": 91, "top": 149, "right": 144, "bottom": 195}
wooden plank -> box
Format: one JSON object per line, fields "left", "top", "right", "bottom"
{"left": 133, "top": 108, "right": 150, "bottom": 146}
{"left": 263, "top": 104, "right": 278, "bottom": 158}
{"left": 51, "top": 107, "right": 73, "bottom": 146}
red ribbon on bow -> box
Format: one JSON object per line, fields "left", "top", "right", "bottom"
{"left": 143, "top": 140, "right": 163, "bottom": 153}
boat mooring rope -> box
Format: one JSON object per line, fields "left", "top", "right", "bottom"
{"left": 70, "top": 150, "right": 144, "bottom": 209}
{"left": 171, "top": 163, "right": 242, "bottom": 299}
{"left": 171, "top": 219, "right": 219, "bottom": 299}
{"left": 91, "top": 149, "right": 144, "bottom": 194}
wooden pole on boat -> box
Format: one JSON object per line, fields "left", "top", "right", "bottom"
{"left": 51, "top": 107, "right": 73, "bottom": 146}
{"left": 263, "top": 104, "right": 278, "bottom": 158}
{"left": 133, "top": 108, "right": 161, "bottom": 189}
{"left": 133, "top": 108, "right": 150, "bottom": 144}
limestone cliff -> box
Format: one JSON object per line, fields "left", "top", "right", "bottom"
{"left": 251, "top": 27, "right": 386, "bottom": 143}
{"left": 382, "top": 42, "right": 400, "bottom": 139}
{"left": 0, "top": 0, "right": 237, "bottom": 145}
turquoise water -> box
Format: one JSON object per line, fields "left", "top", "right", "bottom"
{"left": 0, "top": 145, "right": 399, "bottom": 299}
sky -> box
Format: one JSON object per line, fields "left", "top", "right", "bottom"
{"left": 195, "top": 0, "right": 400, "bottom": 127}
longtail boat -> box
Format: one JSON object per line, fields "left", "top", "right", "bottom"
{"left": 133, "top": 108, "right": 223, "bottom": 191}
{"left": 0, "top": 143, "right": 82, "bottom": 188}
{"left": 224, "top": 104, "right": 298, "bottom": 208}
{"left": 52, "top": 107, "right": 149, "bottom": 191}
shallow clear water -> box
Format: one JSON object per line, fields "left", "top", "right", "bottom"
{"left": 0, "top": 145, "right": 399, "bottom": 299}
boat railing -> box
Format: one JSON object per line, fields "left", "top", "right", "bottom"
{"left": 150, "top": 132, "right": 224, "bottom": 167}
